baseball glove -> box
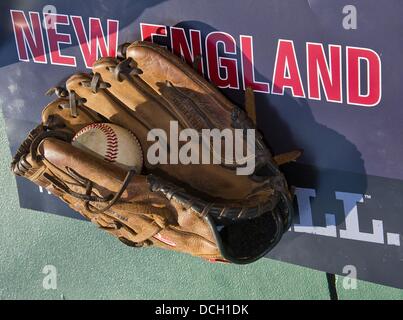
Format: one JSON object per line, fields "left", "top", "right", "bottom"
{"left": 11, "top": 41, "right": 300, "bottom": 264}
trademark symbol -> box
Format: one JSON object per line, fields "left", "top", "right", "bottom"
{"left": 364, "top": 194, "right": 372, "bottom": 199}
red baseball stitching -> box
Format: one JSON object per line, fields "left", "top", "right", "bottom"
{"left": 73, "top": 123, "right": 118, "bottom": 163}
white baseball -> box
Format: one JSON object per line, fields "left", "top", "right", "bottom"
{"left": 72, "top": 123, "right": 143, "bottom": 173}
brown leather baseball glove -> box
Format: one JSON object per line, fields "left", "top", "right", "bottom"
{"left": 11, "top": 41, "right": 300, "bottom": 264}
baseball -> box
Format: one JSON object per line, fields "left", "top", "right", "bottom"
{"left": 72, "top": 123, "right": 143, "bottom": 173}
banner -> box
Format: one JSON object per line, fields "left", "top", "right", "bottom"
{"left": 1, "top": 0, "right": 402, "bottom": 288}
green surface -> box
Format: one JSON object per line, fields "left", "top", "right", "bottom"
{"left": 0, "top": 114, "right": 402, "bottom": 300}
